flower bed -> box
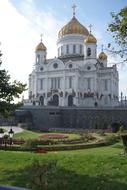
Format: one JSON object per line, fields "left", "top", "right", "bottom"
{"left": 13, "top": 140, "right": 25, "bottom": 145}
{"left": 40, "top": 133, "right": 68, "bottom": 139}
{"left": 35, "top": 148, "right": 47, "bottom": 154}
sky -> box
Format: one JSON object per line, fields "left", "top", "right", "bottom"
{"left": 0, "top": 0, "right": 127, "bottom": 99}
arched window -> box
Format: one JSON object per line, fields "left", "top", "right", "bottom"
{"left": 87, "top": 48, "right": 91, "bottom": 56}
{"left": 68, "top": 95, "right": 73, "bottom": 106}
{"left": 73, "top": 45, "right": 76, "bottom": 54}
{"left": 66, "top": 45, "right": 69, "bottom": 54}
{"left": 37, "top": 55, "right": 40, "bottom": 63}
{"left": 80, "top": 45, "right": 83, "bottom": 54}
{"left": 52, "top": 94, "right": 59, "bottom": 106}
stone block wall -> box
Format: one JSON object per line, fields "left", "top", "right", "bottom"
{"left": 15, "top": 106, "right": 127, "bottom": 130}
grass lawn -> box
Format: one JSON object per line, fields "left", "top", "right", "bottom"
{"left": 13, "top": 129, "right": 81, "bottom": 140}
{"left": 0, "top": 143, "right": 127, "bottom": 190}
{"left": 13, "top": 129, "right": 41, "bottom": 140}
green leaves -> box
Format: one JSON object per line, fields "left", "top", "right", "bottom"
{"left": 0, "top": 52, "right": 26, "bottom": 117}
{"left": 108, "top": 6, "right": 127, "bottom": 62}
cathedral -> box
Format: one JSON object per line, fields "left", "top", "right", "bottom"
{"left": 27, "top": 6, "right": 119, "bottom": 108}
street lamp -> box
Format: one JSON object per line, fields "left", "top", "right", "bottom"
{"left": 0, "top": 128, "right": 4, "bottom": 147}
{"left": 8, "top": 128, "right": 14, "bottom": 146}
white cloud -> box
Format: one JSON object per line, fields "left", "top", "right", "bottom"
{"left": 0, "top": 0, "right": 64, "bottom": 98}
{"left": 0, "top": 0, "right": 127, "bottom": 100}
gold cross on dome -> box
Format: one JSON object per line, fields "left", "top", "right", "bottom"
{"left": 72, "top": 4, "right": 77, "bottom": 17}
{"left": 89, "top": 24, "right": 93, "bottom": 33}
{"left": 40, "top": 34, "right": 43, "bottom": 42}
{"left": 101, "top": 44, "right": 104, "bottom": 52}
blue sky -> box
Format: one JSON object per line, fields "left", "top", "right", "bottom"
{"left": 0, "top": 0, "right": 127, "bottom": 99}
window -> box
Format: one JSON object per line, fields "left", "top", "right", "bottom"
{"left": 40, "top": 79, "right": 44, "bottom": 90}
{"left": 104, "top": 96, "right": 108, "bottom": 104}
{"left": 87, "top": 78, "right": 91, "bottom": 90}
{"left": 66, "top": 45, "right": 69, "bottom": 54}
{"left": 73, "top": 45, "right": 76, "bottom": 54}
{"left": 104, "top": 79, "right": 108, "bottom": 91}
{"left": 69, "top": 77, "right": 73, "bottom": 89}
{"left": 51, "top": 78, "right": 53, "bottom": 89}
{"left": 58, "top": 78, "right": 60, "bottom": 88}
{"left": 37, "top": 55, "right": 40, "bottom": 63}
{"left": 87, "top": 66, "right": 91, "bottom": 70}
{"left": 53, "top": 63, "right": 58, "bottom": 69}
{"left": 80, "top": 45, "right": 82, "bottom": 54}
{"left": 40, "top": 67, "right": 43, "bottom": 71}
{"left": 87, "top": 48, "right": 91, "bottom": 56}
{"left": 69, "top": 64, "right": 72, "bottom": 68}
{"left": 51, "top": 78, "right": 61, "bottom": 89}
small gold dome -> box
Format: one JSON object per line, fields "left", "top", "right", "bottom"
{"left": 58, "top": 16, "right": 89, "bottom": 38}
{"left": 36, "top": 42, "right": 47, "bottom": 51}
{"left": 84, "top": 33, "right": 97, "bottom": 44}
{"left": 98, "top": 52, "right": 107, "bottom": 60}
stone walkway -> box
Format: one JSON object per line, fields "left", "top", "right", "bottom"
{"left": 0, "top": 185, "right": 30, "bottom": 190}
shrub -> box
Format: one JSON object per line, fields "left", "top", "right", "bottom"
{"left": 118, "top": 125, "right": 124, "bottom": 133}
{"left": 27, "top": 160, "right": 57, "bottom": 190}
{"left": 22, "top": 139, "right": 38, "bottom": 149}
{"left": 80, "top": 133, "right": 95, "bottom": 142}
{"left": 105, "top": 134, "right": 119, "bottom": 144}
{"left": 97, "top": 130, "right": 106, "bottom": 136}
{"left": 120, "top": 134, "right": 127, "bottom": 155}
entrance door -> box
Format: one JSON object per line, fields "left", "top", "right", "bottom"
{"left": 53, "top": 94, "right": 59, "bottom": 106}
{"left": 68, "top": 95, "right": 73, "bottom": 106}
{"left": 39, "top": 96, "right": 44, "bottom": 106}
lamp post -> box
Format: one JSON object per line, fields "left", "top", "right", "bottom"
{"left": 8, "top": 128, "right": 14, "bottom": 146}
{"left": 0, "top": 128, "right": 4, "bottom": 148}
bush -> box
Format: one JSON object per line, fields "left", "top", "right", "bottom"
{"left": 120, "top": 134, "right": 127, "bottom": 155}
{"left": 80, "top": 133, "right": 96, "bottom": 142}
{"left": 22, "top": 139, "right": 38, "bottom": 149}
{"left": 105, "top": 134, "right": 119, "bottom": 145}
{"left": 97, "top": 130, "right": 106, "bottom": 136}
{"left": 118, "top": 125, "right": 124, "bottom": 133}
{"left": 27, "top": 160, "right": 57, "bottom": 190}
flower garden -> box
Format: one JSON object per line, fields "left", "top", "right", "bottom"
{"left": 0, "top": 127, "right": 127, "bottom": 190}
{"left": 0, "top": 128, "right": 121, "bottom": 153}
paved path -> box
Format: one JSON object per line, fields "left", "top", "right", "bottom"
{"left": 0, "top": 126, "right": 23, "bottom": 134}
{"left": 0, "top": 185, "right": 30, "bottom": 190}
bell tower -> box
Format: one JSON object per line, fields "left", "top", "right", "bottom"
{"left": 84, "top": 25, "right": 97, "bottom": 59}
{"left": 98, "top": 45, "right": 108, "bottom": 67}
{"left": 35, "top": 34, "right": 47, "bottom": 65}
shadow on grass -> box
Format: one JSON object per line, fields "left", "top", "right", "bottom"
{"left": 1, "top": 164, "right": 127, "bottom": 190}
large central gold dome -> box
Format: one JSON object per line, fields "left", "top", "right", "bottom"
{"left": 58, "top": 16, "right": 89, "bottom": 38}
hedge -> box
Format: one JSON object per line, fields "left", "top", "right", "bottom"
{"left": 0, "top": 141, "right": 109, "bottom": 152}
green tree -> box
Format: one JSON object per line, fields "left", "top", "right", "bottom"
{"left": 108, "top": 6, "right": 127, "bottom": 62}
{"left": 0, "top": 49, "right": 26, "bottom": 117}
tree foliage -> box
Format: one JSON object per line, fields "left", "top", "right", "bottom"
{"left": 108, "top": 6, "right": 127, "bottom": 62}
{"left": 0, "top": 50, "right": 26, "bottom": 117}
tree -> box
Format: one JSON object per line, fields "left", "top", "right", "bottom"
{"left": 108, "top": 6, "right": 127, "bottom": 62}
{"left": 0, "top": 49, "right": 26, "bottom": 117}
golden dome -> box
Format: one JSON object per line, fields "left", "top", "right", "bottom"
{"left": 58, "top": 16, "right": 89, "bottom": 38}
{"left": 98, "top": 52, "right": 107, "bottom": 60}
{"left": 84, "top": 33, "right": 97, "bottom": 44}
{"left": 36, "top": 42, "right": 47, "bottom": 51}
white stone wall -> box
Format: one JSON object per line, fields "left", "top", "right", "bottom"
{"left": 28, "top": 33, "right": 119, "bottom": 108}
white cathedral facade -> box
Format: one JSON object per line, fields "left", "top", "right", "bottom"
{"left": 27, "top": 10, "right": 119, "bottom": 107}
